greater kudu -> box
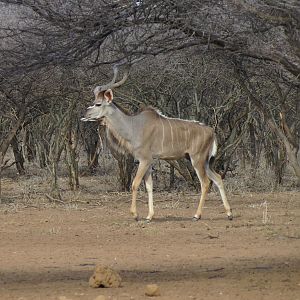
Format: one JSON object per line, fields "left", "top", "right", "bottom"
{"left": 82, "top": 65, "right": 232, "bottom": 222}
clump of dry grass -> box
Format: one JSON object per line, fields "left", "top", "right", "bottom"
{"left": 225, "top": 163, "right": 299, "bottom": 194}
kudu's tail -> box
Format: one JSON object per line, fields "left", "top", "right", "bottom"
{"left": 206, "top": 138, "right": 218, "bottom": 173}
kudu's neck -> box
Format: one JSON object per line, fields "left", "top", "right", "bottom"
{"left": 106, "top": 104, "right": 134, "bottom": 141}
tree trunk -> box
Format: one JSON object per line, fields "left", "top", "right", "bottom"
{"left": 249, "top": 123, "right": 257, "bottom": 169}
{"left": 51, "top": 160, "right": 61, "bottom": 199}
{"left": 169, "top": 164, "right": 175, "bottom": 190}
{"left": 116, "top": 154, "right": 135, "bottom": 192}
{"left": 24, "top": 129, "right": 36, "bottom": 162}
{"left": 65, "top": 130, "right": 79, "bottom": 190}
{"left": 10, "top": 136, "right": 25, "bottom": 175}
{"left": 0, "top": 152, "right": 3, "bottom": 203}
{"left": 282, "top": 137, "right": 300, "bottom": 183}
{"left": 167, "top": 159, "right": 200, "bottom": 191}
{"left": 81, "top": 122, "right": 99, "bottom": 174}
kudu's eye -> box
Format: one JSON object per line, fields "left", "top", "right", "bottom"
{"left": 95, "top": 103, "right": 101, "bottom": 107}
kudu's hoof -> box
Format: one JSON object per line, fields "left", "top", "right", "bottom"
{"left": 133, "top": 216, "right": 139, "bottom": 222}
{"left": 145, "top": 218, "right": 152, "bottom": 224}
{"left": 193, "top": 216, "right": 201, "bottom": 221}
{"left": 228, "top": 215, "right": 233, "bottom": 221}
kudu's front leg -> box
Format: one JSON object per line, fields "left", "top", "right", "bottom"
{"left": 130, "top": 161, "right": 151, "bottom": 221}
{"left": 144, "top": 168, "right": 154, "bottom": 222}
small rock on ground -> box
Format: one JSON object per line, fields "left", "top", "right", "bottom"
{"left": 145, "top": 284, "right": 161, "bottom": 297}
{"left": 89, "top": 265, "right": 122, "bottom": 288}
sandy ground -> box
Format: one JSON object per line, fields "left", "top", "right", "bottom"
{"left": 0, "top": 180, "right": 299, "bottom": 300}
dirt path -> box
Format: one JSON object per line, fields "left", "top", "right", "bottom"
{"left": 0, "top": 191, "right": 299, "bottom": 300}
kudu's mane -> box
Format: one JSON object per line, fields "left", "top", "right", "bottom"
{"left": 113, "top": 102, "right": 161, "bottom": 117}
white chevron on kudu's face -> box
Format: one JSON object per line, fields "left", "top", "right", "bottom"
{"left": 82, "top": 63, "right": 232, "bottom": 222}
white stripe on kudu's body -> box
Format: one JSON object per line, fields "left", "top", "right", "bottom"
{"left": 159, "top": 116, "right": 165, "bottom": 154}
{"left": 82, "top": 66, "right": 232, "bottom": 222}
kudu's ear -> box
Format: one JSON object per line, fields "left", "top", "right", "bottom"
{"left": 104, "top": 89, "right": 113, "bottom": 103}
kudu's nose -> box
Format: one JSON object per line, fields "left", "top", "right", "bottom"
{"left": 81, "top": 106, "right": 93, "bottom": 121}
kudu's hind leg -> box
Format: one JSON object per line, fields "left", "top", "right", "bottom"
{"left": 144, "top": 168, "right": 154, "bottom": 222}
{"left": 191, "top": 159, "right": 210, "bottom": 220}
{"left": 130, "top": 161, "right": 151, "bottom": 220}
{"left": 205, "top": 165, "right": 233, "bottom": 220}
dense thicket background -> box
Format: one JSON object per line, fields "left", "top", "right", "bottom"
{"left": 0, "top": 0, "right": 299, "bottom": 200}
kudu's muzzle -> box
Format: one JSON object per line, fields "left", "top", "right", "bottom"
{"left": 81, "top": 105, "right": 97, "bottom": 122}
